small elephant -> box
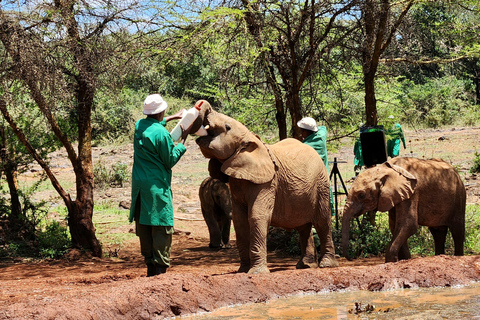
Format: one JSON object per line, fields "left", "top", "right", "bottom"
{"left": 199, "top": 167, "right": 232, "bottom": 249}
{"left": 342, "top": 157, "right": 466, "bottom": 263}
{"left": 194, "top": 100, "right": 337, "bottom": 274}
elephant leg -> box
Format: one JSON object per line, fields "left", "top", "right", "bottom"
{"left": 295, "top": 224, "right": 317, "bottom": 269}
{"left": 231, "top": 202, "right": 250, "bottom": 273}
{"left": 449, "top": 224, "right": 465, "bottom": 256}
{"left": 429, "top": 226, "right": 448, "bottom": 255}
{"left": 313, "top": 220, "right": 338, "bottom": 268}
{"left": 247, "top": 215, "right": 270, "bottom": 274}
{"left": 386, "top": 205, "right": 417, "bottom": 262}
{"left": 220, "top": 214, "right": 232, "bottom": 248}
{"left": 201, "top": 207, "right": 222, "bottom": 248}
{"left": 398, "top": 242, "right": 411, "bottom": 260}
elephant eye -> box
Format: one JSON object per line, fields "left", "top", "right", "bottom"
{"left": 357, "top": 192, "right": 365, "bottom": 201}
{"left": 225, "top": 123, "right": 231, "bottom": 131}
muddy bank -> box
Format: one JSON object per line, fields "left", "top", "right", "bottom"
{"left": 2, "top": 255, "right": 479, "bottom": 319}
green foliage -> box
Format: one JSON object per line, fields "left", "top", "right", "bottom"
{"left": 0, "top": 180, "right": 71, "bottom": 259}
{"left": 94, "top": 161, "right": 129, "bottom": 189}
{"left": 340, "top": 215, "right": 392, "bottom": 258}
{"left": 266, "top": 227, "right": 301, "bottom": 256}
{"left": 37, "top": 221, "right": 71, "bottom": 259}
{"left": 470, "top": 149, "right": 480, "bottom": 174}
{"left": 397, "top": 76, "right": 474, "bottom": 128}
{"left": 465, "top": 204, "right": 480, "bottom": 254}
{"left": 92, "top": 88, "right": 142, "bottom": 144}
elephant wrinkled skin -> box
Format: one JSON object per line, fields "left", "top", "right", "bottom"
{"left": 194, "top": 100, "right": 337, "bottom": 274}
{"left": 342, "top": 157, "right": 466, "bottom": 263}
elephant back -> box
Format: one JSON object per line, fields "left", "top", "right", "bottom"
{"left": 388, "top": 157, "right": 466, "bottom": 223}
{"left": 269, "top": 138, "right": 328, "bottom": 183}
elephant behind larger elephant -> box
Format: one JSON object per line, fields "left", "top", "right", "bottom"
{"left": 191, "top": 100, "right": 338, "bottom": 274}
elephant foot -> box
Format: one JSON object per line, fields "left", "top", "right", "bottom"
{"left": 318, "top": 254, "right": 339, "bottom": 268}
{"left": 247, "top": 265, "right": 270, "bottom": 274}
{"left": 384, "top": 254, "right": 399, "bottom": 263}
{"left": 237, "top": 263, "right": 251, "bottom": 273}
{"left": 296, "top": 256, "right": 318, "bottom": 269}
{"left": 209, "top": 243, "right": 222, "bottom": 249}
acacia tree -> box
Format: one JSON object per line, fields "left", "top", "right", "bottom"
{"left": 358, "top": 0, "right": 415, "bottom": 126}
{"left": 0, "top": 1, "right": 159, "bottom": 257}
{"left": 235, "top": 0, "right": 358, "bottom": 139}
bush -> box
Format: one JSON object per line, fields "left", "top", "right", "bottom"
{"left": 94, "top": 161, "right": 129, "bottom": 188}
{"left": 470, "top": 149, "right": 480, "bottom": 174}
{"left": 37, "top": 221, "right": 71, "bottom": 258}
{"left": 340, "top": 214, "right": 391, "bottom": 258}
{"left": 465, "top": 204, "right": 480, "bottom": 255}
{"left": 397, "top": 77, "right": 474, "bottom": 128}
{"left": 0, "top": 185, "right": 72, "bottom": 259}
{"left": 266, "top": 227, "right": 301, "bottom": 256}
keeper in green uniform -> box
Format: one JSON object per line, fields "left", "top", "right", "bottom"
{"left": 297, "top": 117, "right": 335, "bottom": 216}
{"left": 129, "top": 94, "right": 192, "bottom": 277}
{"left": 297, "top": 117, "right": 335, "bottom": 254}
{"left": 353, "top": 137, "right": 364, "bottom": 176}
{"left": 386, "top": 116, "right": 406, "bottom": 158}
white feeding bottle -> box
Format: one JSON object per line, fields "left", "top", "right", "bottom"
{"left": 170, "top": 101, "right": 205, "bottom": 141}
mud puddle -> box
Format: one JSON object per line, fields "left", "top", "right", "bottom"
{"left": 181, "top": 282, "right": 480, "bottom": 319}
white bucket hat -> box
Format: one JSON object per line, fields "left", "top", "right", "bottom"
{"left": 143, "top": 94, "right": 168, "bottom": 115}
{"left": 297, "top": 117, "right": 318, "bottom": 132}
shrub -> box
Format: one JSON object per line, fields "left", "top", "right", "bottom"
{"left": 94, "top": 161, "right": 129, "bottom": 188}
{"left": 267, "top": 227, "right": 301, "bottom": 256}
{"left": 37, "top": 221, "right": 71, "bottom": 258}
{"left": 340, "top": 214, "right": 391, "bottom": 258}
{"left": 470, "top": 149, "right": 480, "bottom": 174}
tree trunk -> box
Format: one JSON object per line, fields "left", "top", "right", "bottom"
{"left": 275, "top": 101, "right": 288, "bottom": 140}
{"left": 364, "top": 69, "right": 378, "bottom": 126}
{"left": 0, "top": 10, "right": 102, "bottom": 257}
{"left": 287, "top": 92, "right": 304, "bottom": 140}
{"left": 0, "top": 126, "right": 22, "bottom": 231}
{"left": 70, "top": 77, "right": 102, "bottom": 257}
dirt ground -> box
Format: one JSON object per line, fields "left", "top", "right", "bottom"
{"left": 1, "top": 126, "right": 480, "bottom": 319}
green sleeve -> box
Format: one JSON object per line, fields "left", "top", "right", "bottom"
{"left": 156, "top": 131, "right": 186, "bottom": 170}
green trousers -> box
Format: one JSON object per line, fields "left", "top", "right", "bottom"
{"left": 134, "top": 197, "right": 173, "bottom": 267}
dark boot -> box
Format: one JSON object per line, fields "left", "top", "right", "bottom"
{"left": 155, "top": 266, "right": 167, "bottom": 275}
{"left": 146, "top": 263, "right": 156, "bottom": 277}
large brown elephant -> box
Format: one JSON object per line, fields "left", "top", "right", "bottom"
{"left": 192, "top": 100, "right": 337, "bottom": 274}
{"left": 342, "top": 157, "right": 466, "bottom": 263}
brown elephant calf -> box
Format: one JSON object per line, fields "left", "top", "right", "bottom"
{"left": 199, "top": 176, "right": 232, "bottom": 249}
{"left": 342, "top": 157, "right": 466, "bottom": 263}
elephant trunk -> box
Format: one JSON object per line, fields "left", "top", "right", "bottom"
{"left": 191, "top": 100, "right": 213, "bottom": 134}
{"left": 342, "top": 201, "right": 354, "bottom": 261}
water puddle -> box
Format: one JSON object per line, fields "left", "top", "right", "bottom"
{"left": 182, "top": 283, "right": 480, "bottom": 319}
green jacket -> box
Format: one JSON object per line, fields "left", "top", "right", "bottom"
{"left": 386, "top": 123, "right": 406, "bottom": 158}
{"left": 353, "top": 138, "right": 364, "bottom": 167}
{"left": 302, "top": 126, "right": 335, "bottom": 216}
{"left": 129, "top": 117, "right": 186, "bottom": 226}
{"left": 303, "top": 126, "right": 330, "bottom": 173}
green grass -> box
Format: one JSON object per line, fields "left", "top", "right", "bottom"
{"left": 52, "top": 200, "right": 136, "bottom": 255}
{"left": 93, "top": 201, "right": 135, "bottom": 251}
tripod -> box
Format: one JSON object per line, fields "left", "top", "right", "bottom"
{"left": 329, "top": 158, "right": 348, "bottom": 230}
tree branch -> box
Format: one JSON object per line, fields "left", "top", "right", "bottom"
{"left": 0, "top": 98, "right": 72, "bottom": 207}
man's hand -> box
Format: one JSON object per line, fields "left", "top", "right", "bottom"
{"left": 180, "top": 123, "right": 193, "bottom": 144}
{"left": 165, "top": 109, "right": 186, "bottom": 122}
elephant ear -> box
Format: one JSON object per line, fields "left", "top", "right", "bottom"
{"left": 378, "top": 162, "right": 417, "bottom": 212}
{"left": 221, "top": 138, "right": 275, "bottom": 184}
